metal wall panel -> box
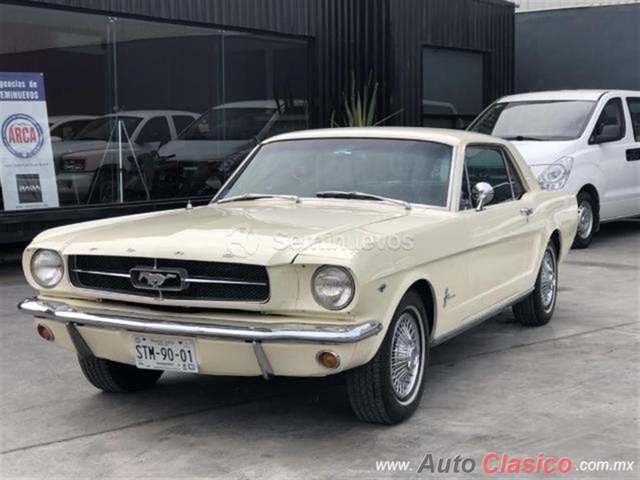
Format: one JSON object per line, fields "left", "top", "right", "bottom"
{"left": 23, "top": 0, "right": 514, "bottom": 126}
{"left": 515, "top": 3, "right": 640, "bottom": 91}
{"left": 388, "top": 0, "right": 515, "bottom": 125}
{"left": 3, "top": 0, "right": 515, "bottom": 246}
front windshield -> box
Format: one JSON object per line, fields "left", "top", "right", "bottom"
{"left": 74, "top": 116, "right": 142, "bottom": 141}
{"left": 470, "top": 100, "right": 595, "bottom": 141}
{"left": 218, "top": 138, "right": 453, "bottom": 207}
{"left": 180, "top": 107, "right": 276, "bottom": 141}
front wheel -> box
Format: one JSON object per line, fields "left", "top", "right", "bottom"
{"left": 346, "top": 290, "right": 429, "bottom": 424}
{"left": 572, "top": 191, "right": 597, "bottom": 249}
{"left": 513, "top": 241, "right": 558, "bottom": 327}
{"left": 78, "top": 356, "right": 163, "bottom": 392}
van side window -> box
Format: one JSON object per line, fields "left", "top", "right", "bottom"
{"left": 591, "top": 98, "right": 626, "bottom": 143}
{"left": 627, "top": 98, "right": 640, "bottom": 142}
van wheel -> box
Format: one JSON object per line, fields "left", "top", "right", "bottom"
{"left": 78, "top": 356, "right": 163, "bottom": 392}
{"left": 346, "top": 290, "right": 428, "bottom": 424}
{"left": 513, "top": 241, "right": 558, "bottom": 327}
{"left": 572, "top": 190, "right": 597, "bottom": 249}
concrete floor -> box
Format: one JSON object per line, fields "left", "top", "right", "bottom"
{"left": 1, "top": 221, "right": 638, "bottom": 479}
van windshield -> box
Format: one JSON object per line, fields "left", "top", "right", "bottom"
{"left": 469, "top": 100, "right": 595, "bottom": 141}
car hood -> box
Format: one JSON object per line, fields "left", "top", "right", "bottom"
{"left": 510, "top": 141, "right": 577, "bottom": 172}
{"left": 35, "top": 201, "right": 420, "bottom": 266}
{"left": 159, "top": 140, "right": 250, "bottom": 162}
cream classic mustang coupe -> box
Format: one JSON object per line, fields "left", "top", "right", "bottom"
{"left": 19, "top": 128, "right": 577, "bottom": 424}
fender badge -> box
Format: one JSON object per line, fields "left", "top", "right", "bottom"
{"left": 443, "top": 288, "right": 456, "bottom": 308}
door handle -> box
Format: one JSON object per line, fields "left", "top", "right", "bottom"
{"left": 626, "top": 148, "right": 640, "bottom": 162}
{"left": 520, "top": 207, "right": 534, "bottom": 217}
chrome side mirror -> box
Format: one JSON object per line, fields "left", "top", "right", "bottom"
{"left": 472, "top": 182, "right": 494, "bottom": 211}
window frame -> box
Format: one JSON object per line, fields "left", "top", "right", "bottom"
{"left": 172, "top": 115, "right": 196, "bottom": 136}
{"left": 625, "top": 97, "right": 640, "bottom": 142}
{"left": 589, "top": 97, "right": 627, "bottom": 145}
{"left": 135, "top": 115, "right": 172, "bottom": 145}
{"left": 420, "top": 44, "right": 489, "bottom": 130}
{"left": 458, "top": 142, "right": 529, "bottom": 211}
{"left": 0, "top": 0, "right": 316, "bottom": 222}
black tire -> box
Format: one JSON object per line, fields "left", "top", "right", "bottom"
{"left": 572, "top": 190, "right": 597, "bottom": 249}
{"left": 346, "top": 290, "right": 429, "bottom": 425}
{"left": 78, "top": 356, "right": 163, "bottom": 393}
{"left": 513, "top": 241, "right": 558, "bottom": 327}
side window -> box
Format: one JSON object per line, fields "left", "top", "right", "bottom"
{"left": 591, "top": 98, "right": 626, "bottom": 143}
{"left": 463, "top": 146, "right": 514, "bottom": 207}
{"left": 136, "top": 116, "right": 171, "bottom": 144}
{"left": 51, "top": 119, "right": 93, "bottom": 140}
{"left": 506, "top": 158, "right": 525, "bottom": 200}
{"left": 626, "top": 98, "right": 640, "bottom": 142}
{"left": 172, "top": 115, "right": 195, "bottom": 135}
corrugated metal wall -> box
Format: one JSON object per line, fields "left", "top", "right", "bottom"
{"left": 388, "top": 0, "right": 515, "bottom": 125}
{"left": 2, "top": 0, "right": 515, "bottom": 245}
{"left": 23, "top": 0, "right": 514, "bottom": 127}
{"left": 511, "top": 0, "right": 638, "bottom": 11}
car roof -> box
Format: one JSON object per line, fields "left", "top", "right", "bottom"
{"left": 103, "top": 110, "right": 199, "bottom": 118}
{"left": 498, "top": 89, "right": 639, "bottom": 102}
{"left": 264, "top": 127, "right": 504, "bottom": 146}
{"left": 213, "top": 100, "right": 307, "bottom": 110}
{"left": 49, "top": 115, "right": 97, "bottom": 122}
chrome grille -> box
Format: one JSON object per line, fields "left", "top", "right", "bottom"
{"left": 68, "top": 255, "right": 270, "bottom": 302}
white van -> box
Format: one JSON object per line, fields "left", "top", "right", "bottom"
{"left": 469, "top": 90, "right": 639, "bottom": 248}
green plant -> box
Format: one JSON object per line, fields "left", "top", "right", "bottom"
{"left": 331, "top": 72, "right": 401, "bottom": 127}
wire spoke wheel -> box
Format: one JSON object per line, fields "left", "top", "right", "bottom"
{"left": 390, "top": 310, "right": 422, "bottom": 400}
{"left": 540, "top": 249, "right": 557, "bottom": 312}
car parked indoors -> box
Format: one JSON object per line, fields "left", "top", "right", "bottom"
{"left": 53, "top": 110, "right": 199, "bottom": 205}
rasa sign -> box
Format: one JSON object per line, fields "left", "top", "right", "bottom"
{"left": 0, "top": 72, "right": 58, "bottom": 210}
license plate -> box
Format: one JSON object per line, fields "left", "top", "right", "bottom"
{"left": 132, "top": 335, "right": 198, "bottom": 373}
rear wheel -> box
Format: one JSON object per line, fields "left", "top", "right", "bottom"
{"left": 78, "top": 356, "right": 163, "bottom": 393}
{"left": 346, "top": 290, "right": 428, "bottom": 424}
{"left": 513, "top": 241, "right": 558, "bottom": 327}
{"left": 572, "top": 190, "right": 597, "bottom": 249}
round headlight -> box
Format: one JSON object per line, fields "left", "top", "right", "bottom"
{"left": 312, "top": 266, "right": 355, "bottom": 310}
{"left": 30, "top": 249, "right": 64, "bottom": 288}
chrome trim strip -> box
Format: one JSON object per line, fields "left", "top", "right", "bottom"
{"left": 184, "top": 278, "right": 268, "bottom": 286}
{"left": 19, "top": 297, "right": 383, "bottom": 344}
{"left": 72, "top": 269, "right": 268, "bottom": 287}
{"left": 73, "top": 269, "right": 130, "bottom": 278}
{"left": 430, "top": 288, "right": 534, "bottom": 347}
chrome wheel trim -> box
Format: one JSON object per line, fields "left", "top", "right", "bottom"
{"left": 577, "top": 201, "right": 594, "bottom": 240}
{"left": 540, "top": 249, "right": 557, "bottom": 313}
{"left": 390, "top": 307, "right": 424, "bottom": 403}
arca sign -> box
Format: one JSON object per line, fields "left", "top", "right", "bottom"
{"left": 1, "top": 113, "right": 44, "bottom": 159}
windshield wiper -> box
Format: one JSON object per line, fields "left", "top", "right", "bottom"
{"left": 502, "top": 135, "right": 544, "bottom": 141}
{"left": 216, "top": 193, "right": 300, "bottom": 204}
{"left": 316, "top": 191, "right": 411, "bottom": 210}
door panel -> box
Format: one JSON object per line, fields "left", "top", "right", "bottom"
{"left": 457, "top": 145, "right": 542, "bottom": 320}
{"left": 591, "top": 97, "right": 639, "bottom": 220}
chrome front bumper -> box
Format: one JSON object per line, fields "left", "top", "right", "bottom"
{"left": 19, "top": 297, "right": 383, "bottom": 378}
